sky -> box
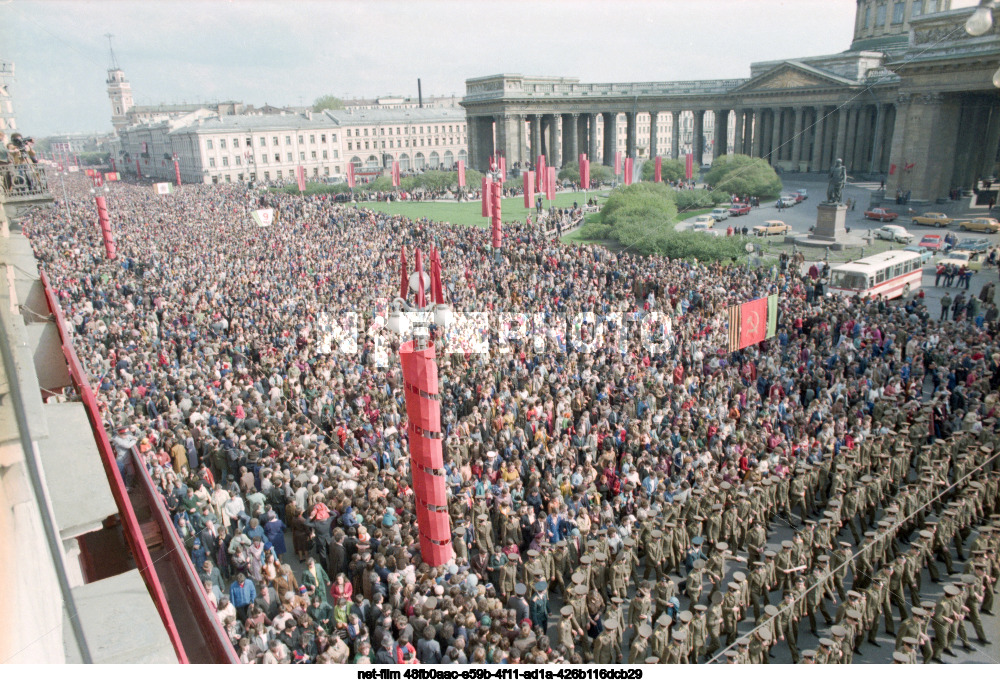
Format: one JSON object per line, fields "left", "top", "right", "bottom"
{"left": 0, "top": 0, "right": 976, "bottom": 138}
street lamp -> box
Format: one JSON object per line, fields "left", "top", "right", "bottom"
{"left": 966, "top": 1, "right": 995, "bottom": 36}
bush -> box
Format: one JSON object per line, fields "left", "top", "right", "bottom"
{"left": 640, "top": 158, "right": 686, "bottom": 183}
{"left": 703, "top": 154, "right": 782, "bottom": 198}
{"left": 580, "top": 181, "right": 747, "bottom": 261}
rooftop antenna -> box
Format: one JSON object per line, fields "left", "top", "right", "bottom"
{"left": 105, "top": 33, "right": 119, "bottom": 70}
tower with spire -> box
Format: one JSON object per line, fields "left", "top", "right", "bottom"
{"left": 105, "top": 34, "right": 133, "bottom": 134}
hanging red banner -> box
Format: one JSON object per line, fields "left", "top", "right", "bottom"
{"left": 546, "top": 167, "right": 556, "bottom": 201}
{"left": 624, "top": 157, "right": 634, "bottom": 185}
{"left": 580, "top": 159, "right": 590, "bottom": 189}
{"left": 739, "top": 297, "right": 768, "bottom": 349}
{"left": 95, "top": 196, "right": 116, "bottom": 260}
{"left": 685, "top": 153, "right": 694, "bottom": 180}
{"left": 655, "top": 156, "right": 662, "bottom": 183}
{"left": 523, "top": 171, "right": 535, "bottom": 208}
{"left": 296, "top": 165, "right": 306, "bottom": 192}
{"left": 347, "top": 161, "right": 356, "bottom": 188}
{"left": 491, "top": 181, "right": 503, "bottom": 249}
{"left": 614, "top": 151, "right": 622, "bottom": 175}
{"left": 482, "top": 178, "right": 493, "bottom": 217}
{"left": 174, "top": 159, "right": 182, "bottom": 187}
{"left": 536, "top": 155, "right": 546, "bottom": 192}
{"left": 499, "top": 156, "right": 506, "bottom": 182}
{"left": 392, "top": 161, "right": 401, "bottom": 187}
{"left": 136, "top": 159, "right": 142, "bottom": 179}
{"left": 457, "top": 160, "right": 465, "bottom": 187}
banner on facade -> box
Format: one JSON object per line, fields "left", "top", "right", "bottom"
{"left": 154, "top": 182, "right": 174, "bottom": 195}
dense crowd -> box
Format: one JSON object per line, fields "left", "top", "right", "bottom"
{"left": 21, "top": 174, "right": 1000, "bottom": 664}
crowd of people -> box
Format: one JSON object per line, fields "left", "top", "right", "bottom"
{"left": 20, "top": 174, "right": 1000, "bottom": 664}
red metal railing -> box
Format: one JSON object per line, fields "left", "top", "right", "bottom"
{"left": 39, "top": 270, "right": 190, "bottom": 664}
{"left": 130, "top": 448, "right": 240, "bottom": 663}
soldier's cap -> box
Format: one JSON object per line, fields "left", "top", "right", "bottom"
{"left": 644, "top": 657, "right": 659, "bottom": 664}
{"left": 515, "top": 583, "right": 527, "bottom": 596}
{"left": 623, "top": 538, "right": 636, "bottom": 547}
{"left": 802, "top": 650, "right": 817, "bottom": 659}
{"left": 692, "top": 536, "right": 704, "bottom": 545}
{"left": 508, "top": 552, "right": 522, "bottom": 561}
{"left": 571, "top": 572, "right": 585, "bottom": 584}
{"left": 650, "top": 529, "right": 663, "bottom": 539}
{"left": 574, "top": 585, "right": 588, "bottom": 596}
{"left": 846, "top": 610, "right": 862, "bottom": 621}
{"left": 980, "top": 445, "right": 993, "bottom": 453}
{"left": 737, "top": 637, "right": 750, "bottom": 647}
{"left": 765, "top": 605, "right": 778, "bottom": 617}
{"left": 672, "top": 629, "right": 687, "bottom": 641}
{"left": 733, "top": 571, "right": 747, "bottom": 582}
{"left": 764, "top": 550, "right": 777, "bottom": 558}
{"left": 657, "top": 613, "right": 673, "bottom": 627}
{"left": 758, "top": 625, "right": 772, "bottom": 641}
{"left": 534, "top": 580, "right": 547, "bottom": 593}
{"left": 902, "top": 637, "right": 918, "bottom": 647}
{"left": 679, "top": 610, "right": 693, "bottom": 623}
{"left": 944, "top": 509, "right": 957, "bottom": 516}
{"left": 725, "top": 650, "right": 740, "bottom": 659}
{"left": 603, "top": 617, "right": 618, "bottom": 631}
{"left": 960, "top": 573, "right": 976, "bottom": 584}
{"left": 861, "top": 475, "right": 873, "bottom": 483}
{"left": 611, "top": 596, "right": 624, "bottom": 605}
{"left": 753, "top": 561, "right": 765, "bottom": 567}
{"left": 693, "top": 559, "right": 706, "bottom": 570}
{"left": 711, "top": 504, "right": 723, "bottom": 511}
{"left": 716, "top": 541, "right": 729, "bottom": 551}
{"left": 830, "top": 625, "right": 847, "bottom": 638}
{"left": 596, "top": 528, "right": 608, "bottom": 536}
{"left": 944, "top": 584, "right": 961, "bottom": 596}
{"left": 819, "top": 638, "right": 835, "bottom": 648}
{"left": 477, "top": 514, "right": 489, "bottom": 521}
{"left": 919, "top": 530, "right": 934, "bottom": 539}
{"left": 587, "top": 539, "right": 600, "bottom": 548}
{"left": 781, "top": 540, "right": 794, "bottom": 549}
{"left": 892, "top": 651, "right": 909, "bottom": 663}
{"left": 638, "top": 624, "right": 652, "bottom": 638}
{"left": 556, "top": 540, "right": 568, "bottom": 548}
{"left": 579, "top": 555, "right": 592, "bottom": 564}
{"left": 527, "top": 549, "right": 539, "bottom": 557}
{"left": 920, "top": 601, "right": 936, "bottom": 611}
{"left": 878, "top": 520, "right": 891, "bottom": 527}
{"left": 560, "top": 605, "right": 574, "bottom": 617}
{"left": 864, "top": 531, "right": 877, "bottom": 538}
{"left": 817, "top": 555, "right": 830, "bottom": 563}
{"left": 840, "top": 541, "right": 852, "bottom": 547}
{"left": 596, "top": 551, "right": 608, "bottom": 562}
{"left": 847, "top": 590, "right": 861, "bottom": 599}
{"left": 711, "top": 592, "right": 724, "bottom": 605}
{"left": 911, "top": 607, "right": 926, "bottom": 618}
{"left": 694, "top": 604, "right": 707, "bottom": 612}
{"left": 721, "top": 481, "right": 732, "bottom": 490}
{"left": 728, "top": 582, "right": 741, "bottom": 591}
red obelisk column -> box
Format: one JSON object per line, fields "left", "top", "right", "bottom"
{"left": 95, "top": 196, "right": 116, "bottom": 259}
{"left": 400, "top": 339, "right": 453, "bottom": 566}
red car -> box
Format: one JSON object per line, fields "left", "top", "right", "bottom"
{"left": 918, "top": 234, "right": 944, "bottom": 252}
{"left": 864, "top": 207, "right": 899, "bottom": 222}
{"left": 729, "top": 203, "right": 751, "bottom": 216}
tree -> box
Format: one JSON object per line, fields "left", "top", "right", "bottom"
{"left": 703, "top": 154, "right": 782, "bottom": 198}
{"left": 640, "top": 158, "right": 685, "bottom": 183}
{"left": 312, "top": 95, "right": 344, "bottom": 112}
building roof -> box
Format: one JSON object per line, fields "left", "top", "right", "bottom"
{"left": 166, "top": 106, "right": 467, "bottom": 135}
{"left": 325, "top": 106, "right": 466, "bottom": 126}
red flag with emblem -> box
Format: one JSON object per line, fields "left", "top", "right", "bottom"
{"left": 523, "top": 171, "right": 535, "bottom": 208}
{"left": 739, "top": 297, "right": 768, "bottom": 349}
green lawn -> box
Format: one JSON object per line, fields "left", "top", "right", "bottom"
{"left": 356, "top": 191, "right": 603, "bottom": 226}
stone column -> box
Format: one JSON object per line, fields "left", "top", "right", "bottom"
{"left": 564, "top": 113, "right": 579, "bottom": 167}
{"left": 852, "top": 107, "right": 870, "bottom": 175}
{"left": 768, "top": 108, "right": 781, "bottom": 164}
{"left": 843, "top": 106, "right": 858, "bottom": 171}
{"left": 868, "top": 104, "right": 885, "bottom": 174}
{"left": 733, "top": 109, "right": 744, "bottom": 156}
{"left": 649, "top": 112, "right": 659, "bottom": 158}
{"left": 625, "top": 111, "right": 637, "bottom": 159}
{"left": 547, "top": 114, "right": 561, "bottom": 168}
{"left": 790, "top": 107, "right": 804, "bottom": 170}
{"left": 587, "top": 114, "right": 599, "bottom": 163}
{"left": 713, "top": 109, "right": 727, "bottom": 159}
{"left": 671, "top": 111, "right": 682, "bottom": 159}
{"left": 822, "top": 107, "right": 836, "bottom": 171}
{"left": 811, "top": 106, "right": 826, "bottom": 172}
{"left": 516, "top": 114, "right": 527, "bottom": 167}
{"left": 834, "top": 106, "right": 849, "bottom": 165}
{"left": 693, "top": 110, "right": 705, "bottom": 166}
{"left": 530, "top": 115, "right": 542, "bottom": 160}
{"left": 467, "top": 116, "right": 486, "bottom": 171}
{"left": 603, "top": 112, "right": 618, "bottom": 166}
{"left": 751, "top": 109, "right": 763, "bottom": 158}
{"left": 979, "top": 104, "right": 1000, "bottom": 183}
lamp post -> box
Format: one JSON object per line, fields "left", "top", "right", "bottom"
{"left": 485, "top": 162, "right": 503, "bottom": 262}
{"left": 386, "top": 246, "right": 455, "bottom": 567}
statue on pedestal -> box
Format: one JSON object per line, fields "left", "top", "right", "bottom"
{"left": 826, "top": 158, "right": 846, "bottom": 204}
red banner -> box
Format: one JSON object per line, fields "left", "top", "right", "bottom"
{"left": 889, "top": 163, "right": 896, "bottom": 176}
{"left": 546, "top": 166, "right": 556, "bottom": 201}
{"left": 457, "top": 160, "right": 465, "bottom": 187}
{"left": 685, "top": 153, "right": 694, "bottom": 180}
{"left": 174, "top": 159, "right": 182, "bottom": 187}
{"left": 655, "top": 156, "right": 662, "bottom": 183}
{"left": 392, "top": 161, "right": 401, "bottom": 187}
{"left": 95, "top": 196, "right": 116, "bottom": 259}
{"left": 624, "top": 158, "right": 634, "bottom": 186}
{"left": 523, "top": 171, "right": 535, "bottom": 208}
{"left": 739, "top": 297, "right": 768, "bottom": 349}
{"left": 104, "top": 172, "right": 119, "bottom": 181}
{"left": 580, "top": 160, "right": 590, "bottom": 190}
{"left": 295, "top": 165, "right": 306, "bottom": 192}
{"left": 499, "top": 156, "right": 506, "bottom": 182}
{"left": 491, "top": 182, "right": 503, "bottom": 249}
{"left": 536, "top": 155, "right": 545, "bottom": 192}
{"left": 579, "top": 153, "right": 586, "bottom": 168}
{"left": 482, "top": 177, "right": 493, "bottom": 217}
{"left": 614, "top": 151, "right": 622, "bottom": 175}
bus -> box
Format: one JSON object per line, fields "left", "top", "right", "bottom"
{"left": 828, "top": 250, "right": 924, "bottom": 300}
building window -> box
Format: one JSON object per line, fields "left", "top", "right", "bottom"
{"left": 322, "top": 150, "right": 328, "bottom": 159}
{"left": 389, "top": 140, "right": 394, "bottom": 149}
{"left": 274, "top": 154, "right": 280, "bottom": 162}
{"left": 225, "top": 174, "right": 231, "bottom": 182}
{"left": 246, "top": 137, "right": 252, "bottom": 147}
{"left": 272, "top": 136, "right": 279, "bottom": 145}
{"left": 260, "top": 137, "right": 266, "bottom": 146}
{"left": 209, "top": 158, "right": 216, "bottom": 167}
{"left": 309, "top": 134, "right": 315, "bottom": 143}
{"left": 299, "top": 151, "right": 305, "bottom": 160}
{"left": 264, "top": 171, "right": 270, "bottom": 180}
{"left": 365, "top": 141, "right": 369, "bottom": 150}
{"left": 334, "top": 166, "right": 339, "bottom": 174}
{"left": 233, "top": 138, "right": 239, "bottom": 147}
{"left": 235, "top": 157, "right": 241, "bottom": 166}
{"left": 324, "top": 167, "right": 330, "bottom": 175}
{"left": 348, "top": 142, "right": 353, "bottom": 151}
{"left": 355, "top": 129, "right": 359, "bottom": 137}
{"left": 332, "top": 134, "right": 337, "bottom": 142}
{"left": 207, "top": 139, "right": 213, "bottom": 150}
{"left": 333, "top": 151, "right": 338, "bottom": 159}
{"left": 876, "top": 3, "right": 886, "bottom": 26}
{"left": 298, "top": 135, "right": 304, "bottom": 144}
{"left": 396, "top": 127, "right": 401, "bottom": 134}
{"left": 222, "top": 157, "right": 229, "bottom": 166}
{"left": 321, "top": 134, "right": 327, "bottom": 143}
{"left": 287, "top": 152, "right": 292, "bottom": 162}
{"left": 285, "top": 135, "right": 291, "bottom": 145}
{"left": 892, "top": 1, "right": 905, "bottom": 23}
{"left": 311, "top": 151, "right": 317, "bottom": 159}
{"left": 364, "top": 128, "right": 368, "bottom": 136}
{"left": 276, "top": 170, "right": 282, "bottom": 179}
{"left": 911, "top": 1, "right": 922, "bottom": 18}
{"left": 220, "top": 139, "right": 227, "bottom": 149}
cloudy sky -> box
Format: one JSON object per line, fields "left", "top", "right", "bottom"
{"left": 0, "top": 0, "right": 976, "bottom": 137}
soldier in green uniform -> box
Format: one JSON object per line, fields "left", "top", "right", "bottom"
{"left": 686, "top": 558, "right": 705, "bottom": 606}
{"left": 628, "top": 623, "right": 651, "bottom": 664}
{"left": 748, "top": 561, "right": 770, "bottom": 621}
{"left": 705, "top": 591, "right": 724, "bottom": 658}
{"left": 651, "top": 612, "right": 671, "bottom": 662}
{"left": 776, "top": 590, "right": 800, "bottom": 663}
{"left": 896, "top": 606, "right": 931, "bottom": 663}
{"left": 690, "top": 603, "right": 708, "bottom": 663}
{"left": 931, "top": 586, "right": 957, "bottom": 662}
{"left": 722, "top": 581, "right": 742, "bottom": 645}
{"left": 591, "top": 618, "right": 616, "bottom": 664}
{"left": 558, "top": 604, "right": 583, "bottom": 652}
{"left": 653, "top": 574, "right": 677, "bottom": 621}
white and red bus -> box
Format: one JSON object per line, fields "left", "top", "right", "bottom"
{"left": 828, "top": 250, "right": 923, "bottom": 300}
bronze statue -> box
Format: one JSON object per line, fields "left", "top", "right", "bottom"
{"left": 826, "top": 158, "right": 846, "bottom": 204}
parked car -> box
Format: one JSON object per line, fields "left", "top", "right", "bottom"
{"left": 795, "top": 188, "right": 808, "bottom": 200}
{"left": 958, "top": 217, "right": 1000, "bottom": 233}
{"left": 753, "top": 220, "right": 791, "bottom": 236}
{"left": 952, "top": 237, "right": 990, "bottom": 253}
{"left": 710, "top": 208, "right": 730, "bottom": 222}
{"left": 873, "top": 224, "right": 915, "bottom": 243}
{"left": 903, "top": 245, "right": 934, "bottom": 264}
{"left": 692, "top": 216, "right": 715, "bottom": 230}
{"left": 912, "top": 212, "right": 952, "bottom": 227}
{"left": 776, "top": 196, "right": 797, "bottom": 208}
{"left": 937, "top": 250, "right": 984, "bottom": 272}
{"left": 864, "top": 207, "right": 899, "bottom": 222}
{"left": 729, "top": 203, "right": 751, "bottom": 216}
{"left": 918, "top": 234, "right": 944, "bottom": 252}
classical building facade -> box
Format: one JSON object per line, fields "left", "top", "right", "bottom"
{"left": 461, "top": 1, "right": 1000, "bottom": 202}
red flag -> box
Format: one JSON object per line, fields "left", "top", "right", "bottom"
{"left": 400, "top": 247, "right": 409, "bottom": 300}
{"left": 523, "top": 171, "right": 535, "bottom": 208}
{"left": 624, "top": 158, "right": 634, "bottom": 185}
{"left": 889, "top": 163, "right": 896, "bottom": 176}
{"left": 579, "top": 153, "right": 586, "bottom": 168}
{"left": 546, "top": 167, "right": 556, "bottom": 201}
{"left": 111, "top": 158, "right": 117, "bottom": 173}
{"left": 482, "top": 178, "right": 493, "bottom": 217}
{"left": 654, "top": 156, "right": 662, "bottom": 183}
{"left": 491, "top": 182, "right": 503, "bottom": 249}
{"left": 296, "top": 165, "right": 306, "bottom": 192}
{"left": 414, "top": 248, "right": 426, "bottom": 309}
{"left": 685, "top": 153, "right": 694, "bottom": 180}
{"left": 614, "top": 151, "right": 622, "bottom": 175}
{"left": 392, "top": 161, "right": 401, "bottom": 187}
{"left": 580, "top": 160, "right": 590, "bottom": 190}
{"left": 174, "top": 158, "right": 182, "bottom": 187}
{"left": 347, "top": 161, "right": 356, "bottom": 188}
{"left": 431, "top": 248, "right": 445, "bottom": 304}
{"left": 536, "top": 155, "right": 546, "bottom": 192}
{"left": 457, "top": 160, "right": 466, "bottom": 187}
{"left": 499, "top": 156, "right": 506, "bottom": 182}
{"left": 95, "top": 196, "right": 116, "bottom": 259}
{"left": 739, "top": 297, "right": 768, "bottom": 349}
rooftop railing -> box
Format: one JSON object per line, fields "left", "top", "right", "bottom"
{"left": 1, "top": 163, "right": 54, "bottom": 205}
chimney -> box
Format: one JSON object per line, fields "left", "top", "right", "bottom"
{"left": 418, "top": 78, "right": 423, "bottom": 108}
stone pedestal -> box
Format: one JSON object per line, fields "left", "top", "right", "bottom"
{"left": 814, "top": 202, "right": 848, "bottom": 242}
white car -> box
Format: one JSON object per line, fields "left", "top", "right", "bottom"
{"left": 710, "top": 208, "right": 729, "bottom": 222}
{"left": 873, "top": 224, "right": 915, "bottom": 243}
{"left": 692, "top": 216, "right": 715, "bottom": 230}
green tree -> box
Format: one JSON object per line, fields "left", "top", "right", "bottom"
{"left": 703, "top": 154, "right": 782, "bottom": 198}
{"left": 312, "top": 95, "right": 345, "bottom": 112}
{"left": 640, "top": 158, "right": 685, "bottom": 183}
